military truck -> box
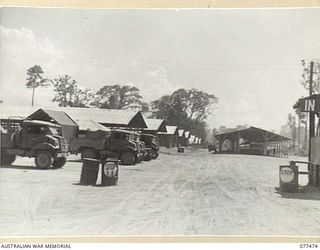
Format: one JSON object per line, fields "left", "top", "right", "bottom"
{"left": 140, "top": 133, "right": 159, "bottom": 161}
{"left": 131, "top": 132, "right": 146, "bottom": 163}
{"left": 0, "top": 119, "right": 68, "bottom": 169}
{"left": 208, "top": 144, "right": 217, "bottom": 153}
{"left": 70, "top": 129, "right": 138, "bottom": 165}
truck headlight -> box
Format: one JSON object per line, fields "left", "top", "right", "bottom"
{"left": 51, "top": 138, "right": 60, "bottom": 148}
{"left": 130, "top": 141, "right": 137, "bottom": 151}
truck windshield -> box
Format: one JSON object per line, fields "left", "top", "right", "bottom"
{"left": 48, "top": 127, "right": 60, "bottom": 135}
{"left": 129, "top": 134, "right": 135, "bottom": 141}
{"left": 133, "top": 134, "right": 140, "bottom": 142}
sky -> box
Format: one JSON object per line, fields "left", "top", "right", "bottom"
{"left": 1, "top": 7, "right": 320, "bottom": 132}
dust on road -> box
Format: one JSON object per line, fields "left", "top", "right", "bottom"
{"left": 0, "top": 148, "right": 319, "bottom": 236}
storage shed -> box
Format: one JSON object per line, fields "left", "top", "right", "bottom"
{"left": 189, "top": 135, "right": 195, "bottom": 145}
{"left": 181, "top": 130, "right": 191, "bottom": 147}
{"left": 55, "top": 107, "right": 148, "bottom": 129}
{"left": 215, "top": 126, "right": 291, "bottom": 157}
{"left": 27, "top": 108, "right": 79, "bottom": 143}
{"left": 178, "top": 129, "right": 185, "bottom": 146}
{"left": 159, "top": 125, "right": 179, "bottom": 148}
{"left": 143, "top": 118, "right": 167, "bottom": 134}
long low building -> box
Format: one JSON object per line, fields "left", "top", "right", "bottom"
{"left": 54, "top": 107, "right": 148, "bottom": 129}
{"left": 143, "top": 118, "right": 167, "bottom": 134}
{"left": 215, "top": 126, "right": 291, "bottom": 157}
{"left": 2, "top": 106, "right": 148, "bottom": 142}
{"left": 159, "top": 125, "right": 179, "bottom": 148}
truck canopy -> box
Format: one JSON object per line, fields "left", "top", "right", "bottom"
{"left": 0, "top": 124, "right": 7, "bottom": 133}
{"left": 23, "top": 120, "right": 61, "bottom": 128}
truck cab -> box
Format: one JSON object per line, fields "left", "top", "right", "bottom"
{"left": 140, "top": 133, "right": 159, "bottom": 160}
{"left": 71, "top": 129, "right": 138, "bottom": 165}
{"left": 130, "top": 132, "right": 146, "bottom": 163}
{"left": 1, "top": 119, "right": 68, "bottom": 169}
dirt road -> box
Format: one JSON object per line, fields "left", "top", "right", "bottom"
{"left": 0, "top": 148, "right": 319, "bottom": 236}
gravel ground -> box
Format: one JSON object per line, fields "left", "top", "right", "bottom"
{"left": 0, "top": 147, "right": 319, "bottom": 237}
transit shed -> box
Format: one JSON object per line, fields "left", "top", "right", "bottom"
{"left": 181, "top": 130, "right": 191, "bottom": 147}
{"left": 159, "top": 125, "right": 179, "bottom": 148}
{"left": 215, "top": 126, "right": 291, "bottom": 157}
{"left": 55, "top": 107, "right": 148, "bottom": 129}
{"left": 143, "top": 118, "right": 167, "bottom": 134}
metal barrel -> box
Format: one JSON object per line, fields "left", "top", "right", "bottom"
{"left": 279, "top": 164, "right": 298, "bottom": 192}
{"left": 101, "top": 158, "right": 119, "bottom": 186}
{"left": 80, "top": 158, "right": 100, "bottom": 185}
{"left": 177, "top": 147, "right": 185, "bottom": 153}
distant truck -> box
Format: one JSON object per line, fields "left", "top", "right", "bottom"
{"left": 140, "top": 133, "right": 159, "bottom": 161}
{"left": 0, "top": 119, "right": 68, "bottom": 169}
{"left": 208, "top": 144, "right": 217, "bottom": 152}
{"left": 70, "top": 129, "right": 139, "bottom": 165}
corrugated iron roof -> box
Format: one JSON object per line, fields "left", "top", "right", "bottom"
{"left": 0, "top": 106, "right": 147, "bottom": 128}
{"left": 178, "top": 129, "right": 185, "bottom": 137}
{"left": 28, "top": 108, "right": 78, "bottom": 127}
{"left": 165, "top": 125, "right": 178, "bottom": 135}
{"left": 145, "top": 118, "right": 167, "bottom": 132}
{"left": 184, "top": 131, "right": 191, "bottom": 138}
{"left": 215, "top": 126, "right": 291, "bottom": 142}
{"left": 52, "top": 107, "right": 147, "bottom": 128}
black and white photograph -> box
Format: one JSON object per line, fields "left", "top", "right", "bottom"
{"left": 0, "top": 6, "right": 320, "bottom": 238}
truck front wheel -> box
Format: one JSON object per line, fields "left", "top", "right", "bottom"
{"left": 135, "top": 155, "right": 142, "bottom": 163}
{"left": 120, "top": 151, "right": 135, "bottom": 165}
{"left": 144, "top": 153, "right": 151, "bottom": 161}
{"left": 0, "top": 151, "right": 16, "bottom": 166}
{"left": 152, "top": 150, "right": 159, "bottom": 159}
{"left": 35, "top": 151, "right": 53, "bottom": 169}
{"left": 52, "top": 157, "right": 67, "bottom": 169}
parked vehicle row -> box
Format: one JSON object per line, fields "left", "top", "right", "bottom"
{"left": 0, "top": 118, "right": 160, "bottom": 168}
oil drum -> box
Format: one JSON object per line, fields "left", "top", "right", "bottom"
{"left": 279, "top": 164, "right": 298, "bottom": 192}
{"left": 101, "top": 158, "right": 119, "bottom": 186}
{"left": 80, "top": 158, "right": 100, "bottom": 185}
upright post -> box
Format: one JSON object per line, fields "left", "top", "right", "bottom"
{"left": 309, "top": 61, "right": 315, "bottom": 185}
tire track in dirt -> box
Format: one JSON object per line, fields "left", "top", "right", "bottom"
{"left": 22, "top": 182, "right": 55, "bottom": 235}
{"left": 73, "top": 172, "right": 165, "bottom": 235}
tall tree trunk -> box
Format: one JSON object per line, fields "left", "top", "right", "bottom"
{"left": 31, "top": 87, "right": 35, "bottom": 107}
{"left": 64, "top": 93, "right": 67, "bottom": 107}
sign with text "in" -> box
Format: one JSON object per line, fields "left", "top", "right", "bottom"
{"left": 297, "top": 95, "right": 320, "bottom": 112}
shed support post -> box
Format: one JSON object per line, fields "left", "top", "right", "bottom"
{"left": 235, "top": 131, "right": 241, "bottom": 153}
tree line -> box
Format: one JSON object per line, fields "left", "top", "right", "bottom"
{"left": 25, "top": 65, "right": 218, "bottom": 143}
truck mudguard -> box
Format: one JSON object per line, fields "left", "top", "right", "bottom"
{"left": 31, "top": 142, "right": 59, "bottom": 156}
